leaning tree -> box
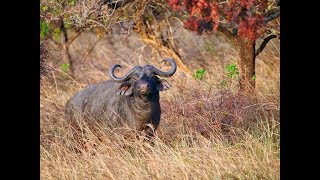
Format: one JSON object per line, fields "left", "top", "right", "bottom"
{"left": 40, "top": 0, "right": 191, "bottom": 77}
{"left": 167, "top": 0, "right": 280, "bottom": 93}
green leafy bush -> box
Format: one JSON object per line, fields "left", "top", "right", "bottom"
{"left": 193, "top": 68, "right": 205, "bottom": 80}
{"left": 61, "top": 63, "right": 70, "bottom": 73}
{"left": 225, "top": 63, "right": 239, "bottom": 78}
{"left": 40, "top": 21, "right": 49, "bottom": 39}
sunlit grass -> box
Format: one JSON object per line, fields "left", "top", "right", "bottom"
{"left": 40, "top": 39, "right": 279, "bottom": 179}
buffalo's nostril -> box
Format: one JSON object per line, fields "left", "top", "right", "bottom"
{"left": 140, "top": 84, "right": 148, "bottom": 89}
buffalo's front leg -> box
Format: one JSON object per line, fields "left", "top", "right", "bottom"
{"left": 141, "top": 123, "right": 158, "bottom": 146}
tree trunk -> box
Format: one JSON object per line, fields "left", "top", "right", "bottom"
{"left": 60, "top": 20, "right": 75, "bottom": 77}
{"left": 234, "top": 38, "right": 256, "bottom": 94}
{"left": 60, "top": 0, "right": 75, "bottom": 77}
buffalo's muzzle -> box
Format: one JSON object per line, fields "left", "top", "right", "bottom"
{"left": 138, "top": 82, "right": 149, "bottom": 94}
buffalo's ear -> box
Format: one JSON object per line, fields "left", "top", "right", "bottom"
{"left": 116, "top": 82, "right": 133, "bottom": 96}
{"left": 156, "top": 79, "right": 172, "bottom": 91}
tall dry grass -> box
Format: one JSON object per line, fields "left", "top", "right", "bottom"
{"left": 40, "top": 40, "right": 279, "bottom": 180}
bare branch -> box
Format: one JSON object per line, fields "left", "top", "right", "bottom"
{"left": 264, "top": 7, "right": 280, "bottom": 23}
{"left": 217, "top": 23, "right": 237, "bottom": 39}
{"left": 107, "top": 0, "right": 134, "bottom": 9}
{"left": 66, "top": 29, "right": 85, "bottom": 48}
{"left": 218, "top": 21, "right": 238, "bottom": 29}
{"left": 88, "top": 35, "right": 105, "bottom": 55}
{"left": 255, "top": 34, "right": 277, "bottom": 56}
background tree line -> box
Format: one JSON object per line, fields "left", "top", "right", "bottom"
{"left": 40, "top": 0, "right": 280, "bottom": 94}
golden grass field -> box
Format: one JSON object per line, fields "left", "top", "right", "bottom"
{"left": 40, "top": 39, "right": 279, "bottom": 179}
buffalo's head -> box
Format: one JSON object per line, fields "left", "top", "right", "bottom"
{"left": 109, "top": 58, "right": 176, "bottom": 98}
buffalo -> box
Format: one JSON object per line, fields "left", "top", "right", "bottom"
{"left": 64, "top": 58, "right": 176, "bottom": 139}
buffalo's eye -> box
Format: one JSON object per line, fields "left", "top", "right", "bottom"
{"left": 154, "top": 77, "right": 160, "bottom": 83}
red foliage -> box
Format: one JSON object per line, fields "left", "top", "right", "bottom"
{"left": 238, "top": 15, "right": 264, "bottom": 42}
{"left": 167, "top": 0, "right": 269, "bottom": 41}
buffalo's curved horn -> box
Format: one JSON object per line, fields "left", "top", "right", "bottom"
{"left": 151, "top": 58, "right": 177, "bottom": 77}
{"left": 109, "top": 65, "right": 140, "bottom": 83}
